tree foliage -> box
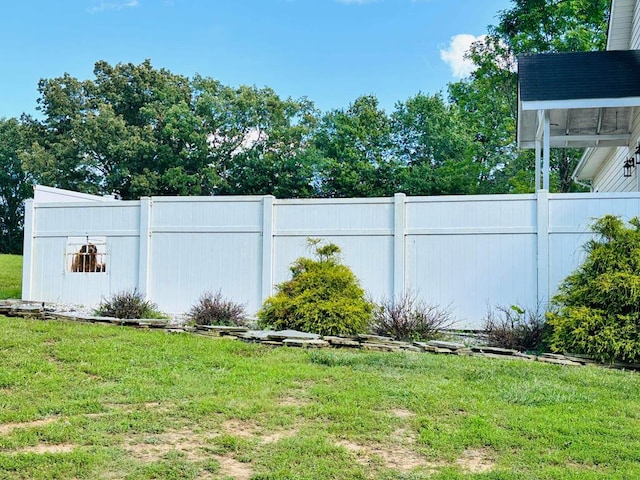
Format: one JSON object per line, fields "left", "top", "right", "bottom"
{"left": 496, "top": 0, "right": 610, "bottom": 54}
{"left": 548, "top": 216, "right": 640, "bottom": 363}
{"left": 392, "top": 93, "right": 478, "bottom": 195}
{"left": 0, "top": 2, "right": 614, "bottom": 252}
{"left": 22, "top": 60, "right": 317, "bottom": 201}
{"left": 193, "top": 76, "right": 318, "bottom": 197}
{"left": 23, "top": 61, "right": 212, "bottom": 199}
{"left": 448, "top": 0, "right": 610, "bottom": 194}
{"left": 313, "top": 95, "right": 400, "bottom": 198}
{"left": 0, "top": 118, "right": 32, "bottom": 254}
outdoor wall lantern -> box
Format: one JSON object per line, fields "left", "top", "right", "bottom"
{"left": 624, "top": 157, "right": 635, "bottom": 177}
{"left": 623, "top": 143, "right": 640, "bottom": 177}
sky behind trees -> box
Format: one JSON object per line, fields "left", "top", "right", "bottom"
{"left": 1, "top": 0, "right": 512, "bottom": 118}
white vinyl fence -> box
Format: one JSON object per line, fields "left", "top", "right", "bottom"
{"left": 21, "top": 189, "right": 640, "bottom": 329}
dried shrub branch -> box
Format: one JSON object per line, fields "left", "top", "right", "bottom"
{"left": 96, "top": 289, "right": 164, "bottom": 319}
{"left": 483, "top": 304, "right": 549, "bottom": 352}
{"left": 371, "top": 291, "right": 456, "bottom": 341}
{"left": 188, "top": 291, "right": 247, "bottom": 327}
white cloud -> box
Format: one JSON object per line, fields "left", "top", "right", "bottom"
{"left": 88, "top": 0, "right": 139, "bottom": 13}
{"left": 439, "top": 33, "right": 485, "bottom": 78}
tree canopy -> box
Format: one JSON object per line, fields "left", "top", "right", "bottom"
{"left": 447, "top": 0, "right": 610, "bottom": 194}
{"left": 0, "top": 0, "right": 611, "bottom": 252}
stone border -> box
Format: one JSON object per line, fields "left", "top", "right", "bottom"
{"left": 2, "top": 300, "right": 639, "bottom": 371}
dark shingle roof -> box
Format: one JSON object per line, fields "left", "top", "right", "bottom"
{"left": 518, "top": 50, "right": 640, "bottom": 102}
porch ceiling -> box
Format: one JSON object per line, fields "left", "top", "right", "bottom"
{"left": 518, "top": 105, "right": 634, "bottom": 149}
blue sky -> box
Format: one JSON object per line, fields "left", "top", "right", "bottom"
{"left": 0, "top": 0, "right": 512, "bottom": 119}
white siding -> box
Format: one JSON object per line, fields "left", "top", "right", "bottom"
{"left": 608, "top": 0, "right": 636, "bottom": 49}
{"left": 593, "top": 146, "right": 635, "bottom": 191}
{"left": 631, "top": 0, "right": 640, "bottom": 48}
{"left": 595, "top": 0, "right": 640, "bottom": 192}
{"left": 594, "top": 107, "right": 640, "bottom": 192}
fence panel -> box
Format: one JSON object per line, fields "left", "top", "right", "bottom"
{"left": 148, "top": 198, "right": 264, "bottom": 314}
{"left": 272, "top": 199, "right": 396, "bottom": 301}
{"left": 405, "top": 195, "right": 538, "bottom": 329}
{"left": 27, "top": 202, "right": 141, "bottom": 306}
{"left": 547, "top": 192, "right": 640, "bottom": 300}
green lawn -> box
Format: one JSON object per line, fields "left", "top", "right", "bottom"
{"left": 0, "top": 254, "right": 21, "bottom": 300}
{"left": 0, "top": 317, "right": 638, "bottom": 479}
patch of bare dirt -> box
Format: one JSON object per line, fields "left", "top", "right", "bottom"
{"left": 217, "top": 455, "right": 254, "bottom": 480}
{"left": 221, "top": 419, "right": 260, "bottom": 439}
{"left": 124, "top": 422, "right": 257, "bottom": 478}
{"left": 278, "top": 395, "right": 310, "bottom": 407}
{"left": 338, "top": 439, "right": 438, "bottom": 472}
{"left": 83, "top": 412, "right": 107, "bottom": 419}
{"left": 45, "top": 354, "right": 63, "bottom": 366}
{"left": 104, "top": 401, "right": 174, "bottom": 415}
{"left": 456, "top": 448, "right": 495, "bottom": 473}
{"left": 0, "top": 417, "right": 58, "bottom": 436}
{"left": 390, "top": 408, "right": 415, "bottom": 419}
{"left": 14, "top": 443, "right": 76, "bottom": 454}
{"left": 221, "top": 418, "right": 298, "bottom": 444}
{"left": 125, "top": 427, "right": 209, "bottom": 462}
{"left": 261, "top": 428, "right": 299, "bottom": 444}
{"left": 336, "top": 428, "right": 441, "bottom": 473}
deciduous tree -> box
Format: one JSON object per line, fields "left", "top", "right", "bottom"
{"left": 392, "top": 93, "right": 478, "bottom": 195}
{"left": 448, "top": 0, "right": 610, "bottom": 193}
{"left": 313, "top": 95, "right": 400, "bottom": 197}
{"left": 0, "top": 118, "right": 32, "bottom": 253}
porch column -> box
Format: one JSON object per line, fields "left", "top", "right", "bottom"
{"left": 535, "top": 140, "right": 541, "bottom": 191}
{"left": 543, "top": 110, "right": 551, "bottom": 190}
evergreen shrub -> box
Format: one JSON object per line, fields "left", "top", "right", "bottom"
{"left": 548, "top": 215, "right": 640, "bottom": 363}
{"left": 258, "top": 239, "right": 372, "bottom": 336}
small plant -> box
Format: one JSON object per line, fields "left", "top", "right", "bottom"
{"left": 258, "top": 238, "right": 372, "bottom": 336}
{"left": 96, "top": 289, "right": 164, "bottom": 319}
{"left": 370, "top": 291, "right": 455, "bottom": 341}
{"left": 483, "top": 304, "right": 550, "bottom": 352}
{"left": 188, "top": 290, "right": 246, "bottom": 327}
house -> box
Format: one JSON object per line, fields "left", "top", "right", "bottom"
{"left": 517, "top": 0, "right": 640, "bottom": 192}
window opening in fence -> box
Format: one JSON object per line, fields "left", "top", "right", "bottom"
{"left": 66, "top": 237, "right": 107, "bottom": 273}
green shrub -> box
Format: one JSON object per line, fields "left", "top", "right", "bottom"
{"left": 483, "top": 304, "right": 550, "bottom": 352}
{"left": 548, "top": 215, "right": 640, "bottom": 363}
{"left": 96, "top": 289, "right": 164, "bottom": 319}
{"left": 371, "top": 291, "right": 455, "bottom": 341}
{"left": 258, "top": 239, "right": 372, "bottom": 336}
{"left": 188, "top": 290, "right": 246, "bottom": 327}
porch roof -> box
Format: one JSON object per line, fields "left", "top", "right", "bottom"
{"left": 517, "top": 50, "right": 640, "bottom": 149}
